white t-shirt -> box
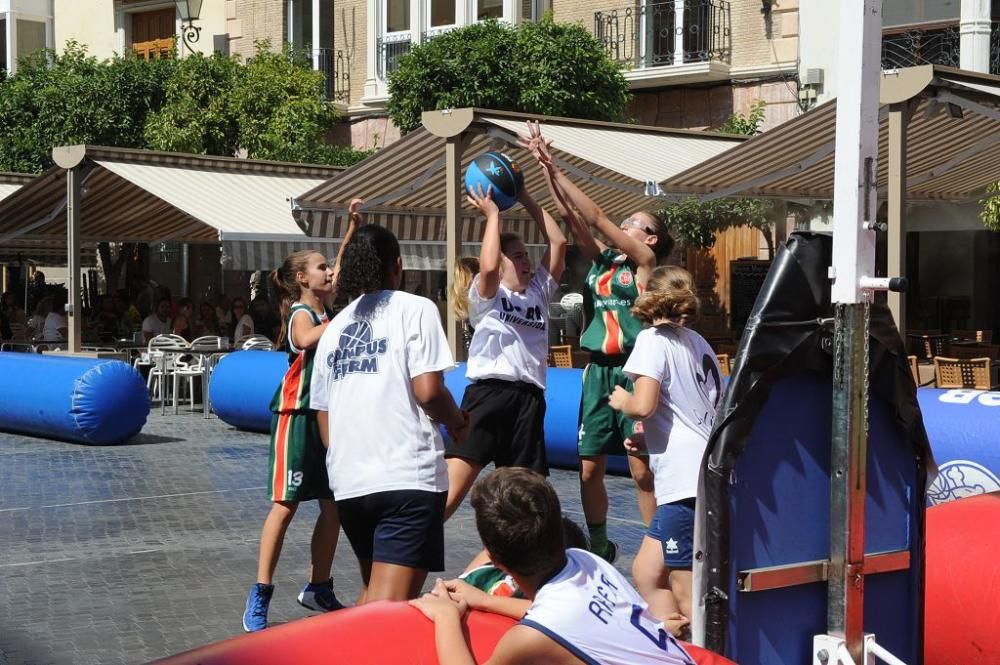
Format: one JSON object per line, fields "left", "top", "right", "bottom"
{"left": 41, "top": 312, "right": 68, "bottom": 341}
{"left": 142, "top": 314, "right": 172, "bottom": 338}
{"left": 623, "top": 325, "right": 722, "bottom": 505}
{"left": 234, "top": 313, "right": 255, "bottom": 338}
{"left": 466, "top": 266, "right": 558, "bottom": 389}
{"left": 310, "top": 290, "right": 455, "bottom": 500}
{"left": 522, "top": 548, "right": 696, "bottom": 665}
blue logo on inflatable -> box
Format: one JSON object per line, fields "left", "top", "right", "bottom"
{"left": 327, "top": 321, "right": 388, "bottom": 381}
{"left": 927, "top": 460, "right": 1000, "bottom": 506}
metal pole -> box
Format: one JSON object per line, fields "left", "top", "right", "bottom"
{"left": 828, "top": 1, "right": 882, "bottom": 662}
{"left": 66, "top": 165, "right": 83, "bottom": 354}
{"left": 887, "top": 105, "right": 910, "bottom": 334}
{"left": 444, "top": 134, "right": 465, "bottom": 358}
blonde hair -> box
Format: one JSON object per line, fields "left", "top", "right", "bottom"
{"left": 630, "top": 265, "right": 699, "bottom": 326}
{"left": 270, "top": 249, "right": 321, "bottom": 349}
{"left": 450, "top": 256, "right": 480, "bottom": 321}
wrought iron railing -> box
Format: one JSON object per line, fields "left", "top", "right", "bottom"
{"left": 594, "top": 0, "right": 730, "bottom": 70}
{"left": 316, "top": 48, "right": 349, "bottom": 102}
{"left": 881, "top": 23, "right": 960, "bottom": 70}
{"left": 376, "top": 35, "right": 412, "bottom": 80}
{"left": 991, "top": 21, "right": 1000, "bottom": 75}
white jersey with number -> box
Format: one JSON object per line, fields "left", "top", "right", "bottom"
{"left": 309, "top": 290, "right": 455, "bottom": 500}
{"left": 521, "top": 549, "right": 696, "bottom": 665}
{"left": 623, "top": 324, "right": 722, "bottom": 505}
{"left": 466, "top": 265, "right": 558, "bottom": 389}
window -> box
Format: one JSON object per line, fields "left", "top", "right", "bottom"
{"left": 16, "top": 19, "right": 46, "bottom": 59}
{"left": 430, "top": 0, "right": 456, "bottom": 27}
{"left": 131, "top": 8, "right": 176, "bottom": 60}
{"left": 479, "top": 0, "right": 503, "bottom": 21}
{"left": 289, "top": 0, "right": 314, "bottom": 48}
{"left": 883, "top": 0, "right": 960, "bottom": 27}
{"left": 386, "top": 0, "right": 410, "bottom": 34}
{"left": 0, "top": 18, "right": 7, "bottom": 73}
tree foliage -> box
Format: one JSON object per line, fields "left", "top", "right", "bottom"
{"left": 0, "top": 42, "right": 173, "bottom": 173}
{"left": 386, "top": 18, "right": 630, "bottom": 133}
{"left": 979, "top": 182, "right": 1000, "bottom": 232}
{"left": 655, "top": 102, "right": 773, "bottom": 252}
{"left": 0, "top": 41, "right": 371, "bottom": 173}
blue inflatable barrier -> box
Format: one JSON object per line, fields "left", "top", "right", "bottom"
{"left": 0, "top": 354, "right": 149, "bottom": 445}
{"left": 209, "top": 351, "right": 289, "bottom": 432}
{"left": 919, "top": 388, "right": 1000, "bottom": 505}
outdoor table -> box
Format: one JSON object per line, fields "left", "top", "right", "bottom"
{"left": 159, "top": 345, "right": 234, "bottom": 418}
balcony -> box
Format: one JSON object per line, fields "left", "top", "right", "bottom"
{"left": 376, "top": 35, "right": 413, "bottom": 81}
{"left": 594, "top": 0, "right": 731, "bottom": 87}
{"left": 316, "top": 47, "right": 349, "bottom": 103}
{"left": 881, "top": 22, "right": 961, "bottom": 70}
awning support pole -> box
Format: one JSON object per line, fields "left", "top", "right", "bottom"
{"left": 445, "top": 134, "right": 467, "bottom": 358}
{"left": 887, "top": 103, "right": 912, "bottom": 333}
{"left": 66, "top": 164, "right": 83, "bottom": 354}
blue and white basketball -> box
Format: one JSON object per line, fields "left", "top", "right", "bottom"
{"left": 465, "top": 151, "right": 525, "bottom": 212}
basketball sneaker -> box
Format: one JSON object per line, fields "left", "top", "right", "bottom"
{"left": 598, "top": 540, "right": 619, "bottom": 565}
{"left": 297, "top": 579, "right": 345, "bottom": 612}
{"left": 242, "top": 582, "right": 274, "bottom": 633}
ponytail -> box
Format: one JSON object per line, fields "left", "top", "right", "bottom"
{"left": 271, "top": 249, "right": 315, "bottom": 349}
{"left": 630, "top": 265, "right": 699, "bottom": 326}
{"left": 451, "top": 256, "right": 480, "bottom": 321}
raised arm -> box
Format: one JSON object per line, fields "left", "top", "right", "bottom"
{"left": 521, "top": 121, "right": 657, "bottom": 280}
{"left": 518, "top": 190, "right": 566, "bottom": 283}
{"left": 469, "top": 185, "right": 502, "bottom": 300}
{"left": 330, "top": 197, "right": 365, "bottom": 303}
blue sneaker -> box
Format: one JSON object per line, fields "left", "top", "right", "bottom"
{"left": 242, "top": 582, "right": 274, "bottom": 632}
{"left": 297, "top": 579, "right": 345, "bottom": 612}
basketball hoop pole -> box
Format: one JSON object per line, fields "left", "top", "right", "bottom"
{"left": 826, "top": 1, "right": 883, "bottom": 662}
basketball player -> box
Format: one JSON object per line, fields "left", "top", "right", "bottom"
{"left": 310, "top": 224, "right": 470, "bottom": 603}
{"left": 443, "top": 182, "right": 566, "bottom": 520}
{"left": 411, "top": 468, "right": 697, "bottom": 665}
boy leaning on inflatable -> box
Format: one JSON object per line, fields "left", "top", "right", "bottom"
{"left": 410, "top": 468, "right": 697, "bottom": 665}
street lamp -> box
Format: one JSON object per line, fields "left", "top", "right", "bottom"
{"left": 176, "top": 0, "right": 203, "bottom": 54}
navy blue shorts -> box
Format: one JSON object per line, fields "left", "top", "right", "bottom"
{"left": 337, "top": 490, "right": 446, "bottom": 571}
{"left": 648, "top": 498, "right": 696, "bottom": 569}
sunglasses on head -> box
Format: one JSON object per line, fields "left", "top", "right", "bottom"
{"left": 620, "top": 217, "right": 655, "bottom": 235}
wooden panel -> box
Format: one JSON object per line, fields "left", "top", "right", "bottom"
{"left": 132, "top": 8, "right": 176, "bottom": 60}
{"left": 688, "top": 225, "right": 762, "bottom": 336}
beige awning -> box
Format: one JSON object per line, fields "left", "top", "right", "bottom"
{"left": 292, "top": 107, "right": 745, "bottom": 238}
{"left": 0, "top": 147, "right": 341, "bottom": 247}
{"left": 661, "top": 66, "right": 1000, "bottom": 202}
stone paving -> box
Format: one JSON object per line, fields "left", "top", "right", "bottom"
{"left": 0, "top": 411, "right": 647, "bottom": 665}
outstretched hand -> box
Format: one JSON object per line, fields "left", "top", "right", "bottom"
{"left": 467, "top": 183, "right": 500, "bottom": 218}
{"left": 516, "top": 120, "right": 554, "bottom": 168}
{"left": 348, "top": 197, "right": 366, "bottom": 227}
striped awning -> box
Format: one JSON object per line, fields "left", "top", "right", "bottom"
{"left": 662, "top": 66, "right": 1000, "bottom": 202}
{"left": 292, "top": 108, "right": 744, "bottom": 239}
{"left": 222, "top": 233, "right": 546, "bottom": 272}
{"left": 0, "top": 147, "right": 341, "bottom": 246}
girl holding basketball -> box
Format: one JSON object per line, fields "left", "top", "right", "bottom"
{"left": 443, "top": 174, "right": 567, "bottom": 520}
{"left": 242, "top": 199, "right": 363, "bottom": 632}
{"left": 520, "top": 121, "right": 674, "bottom": 562}
{"left": 608, "top": 266, "right": 721, "bottom": 629}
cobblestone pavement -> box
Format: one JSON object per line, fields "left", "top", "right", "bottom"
{"left": 0, "top": 412, "right": 647, "bottom": 665}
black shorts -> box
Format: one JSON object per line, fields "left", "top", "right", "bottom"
{"left": 337, "top": 490, "right": 446, "bottom": 571}
{"left": 445, "top": 379, "right": 548, "bottom": 475}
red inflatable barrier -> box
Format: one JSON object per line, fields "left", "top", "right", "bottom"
{"left": 924, "top": 492, "right": 1000, "bottom": 665}
{"left": 150, "top": 600, "right": 735, "bottom": 665}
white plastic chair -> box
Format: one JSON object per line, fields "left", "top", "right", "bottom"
{"left": 142, "top": 334, "right": 189, "bottom": 411}
{"left": 239, "top": 334, "right": 274, "bottom": 351}
{"left": 171, "top": 336, "right": 229, "bottom": 413}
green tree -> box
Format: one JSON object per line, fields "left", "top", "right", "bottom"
{"left": 0, "top": 42, "right": 173, "bottom": 173}
{"left": 979, "top": 182, "right": 1000, "bottom": 232}
{"left": 386, "top": 18, "right": 630, "bottom": 133}
{"left": 655, "top": 102, "right": 776, "bottom": 256}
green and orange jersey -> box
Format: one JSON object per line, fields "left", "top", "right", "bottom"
{"left": 580, "top": 249, "right": 645, "bottom": 357}
{"left": 269, "top": 303, "right": 330, "bottom": 414}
